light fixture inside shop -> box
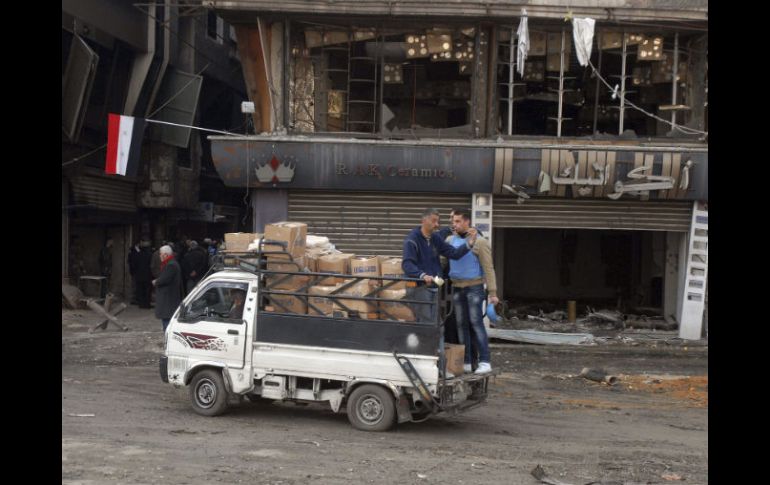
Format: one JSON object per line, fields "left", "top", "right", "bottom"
{"left": 638, "top": 36, "right": 663, "bottom": 60}
{"left": 383, "top": 63, "right": 403, "bottom": 83}
{"left": 405, "top": 34, "right": 429, "bottom": 58}
{"left": 427, "top": 33, "right": 452, "bottom": 54}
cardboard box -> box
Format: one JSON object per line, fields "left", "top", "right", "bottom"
{"left": 444, "top": 343, "right": 466, "bottom": 375}
{"left": 265, "top": 293, "right": 307, "bottom": 315}
{"left": 378, "top": 289, "right": 416, "bottom": 322}
{"left": 318, "top": 253, "right": 354, "bottom": 285}
{"left": 305, "top": 247, "right": 335, "bottom": 273}
{"left": 380, "top": 257, "right": 406, "bottom": 290}
{"left": 307, "top": 285, "right": 338, "bottom": 316}
{"left": 334, "top": 279, "right": 377, "bottom": 315}
{"left": 350, "top": 256, "right": 380, "bottom": 284}
{"left": 224, "top": 233, "right": 261, "bottom": 252}
{"left": 266, "top": 257, "right": 308, "bottom": 290}
{"left": 263, "top": 222, "right": 308, "bottom": 259}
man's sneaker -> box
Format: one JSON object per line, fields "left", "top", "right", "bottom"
{"left": 463, "top": 364, "right": 472, "bottom": 373}
{"left": 474, "top": 362, "right": 492, "bottom": 374}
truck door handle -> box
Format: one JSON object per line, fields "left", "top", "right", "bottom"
{"left": 227, "top": 329, "right": 239, "bottom": 335}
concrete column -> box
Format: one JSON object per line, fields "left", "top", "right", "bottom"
{"left": 251, "top": 189, "right": 288, "bottom": 233}
{"left": 494, "top": 229, "right": 505, "bottom": 301}
{"left": 676, "top": 231, "right": 689, "bottom": 325}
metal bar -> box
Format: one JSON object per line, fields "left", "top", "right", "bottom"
{"left": 208, "top": 134, "right": 710, "bottom": 151}
{"left": 259, "top": 289, "right": 431, "bottom": 306}
{"left": 557, "top": 29, "right": 566, "bottom": 137}
{"left": 671, "top": 32, "right": 679, "bottom": 129}
{"left": 592, "top": 32, "right": 602, "bottom": 135}
{"left": 507, "top": 26, "right": 515, "bottom": 135}
{"left": 375, "top": 34, "right": 385, "bottom": 135}
{"left": 345, "top": 36, "right": 352, "bottom": 131}
{"left": 619, "top": 32, "right": 627, "bottom": 134}
{"left": 283, "top": 17, "right": 290, "bottom": 130}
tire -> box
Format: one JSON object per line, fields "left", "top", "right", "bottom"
{"left": 346, "top": 384, "right": 396, "bottom": 432}
{"left": 189, "top": 369, "right": 230, "bottom": 416}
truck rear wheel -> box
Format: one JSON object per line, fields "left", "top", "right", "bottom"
{"left": 189, "top": 369, "right": 229, "bottom": 416}
{"left": 346, "top": 384, "right": 396, "bottom": 432}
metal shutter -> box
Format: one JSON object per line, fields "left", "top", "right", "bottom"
{"left": 289, "top": 190, "right": 471, "bottom": 257}
{"left": 493, "top": 197, "right": 693, "bottom": 232}
{"left": 70, "top": 174, "right": 137, "bottom": 213}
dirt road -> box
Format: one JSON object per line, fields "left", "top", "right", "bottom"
{"left": 62, "top": 307, "right": 707, "bottom": 484}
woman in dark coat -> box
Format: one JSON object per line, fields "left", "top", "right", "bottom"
{"left": 153, "top": 245, "right": 183, "bottom": 332}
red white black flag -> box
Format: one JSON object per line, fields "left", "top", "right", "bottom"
{"left": 105, "top": 113, "right": 145, "bottom": 176}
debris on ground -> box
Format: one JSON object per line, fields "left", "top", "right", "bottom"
{"left": 488, "top": 328, "right": 595, "bottom": 346}
{"left": 531, "top": 465, "right": 574, "bottom": 485}
{"left": 623, "top": 315, "right": 677, "bottom": 331}
{"left": 661, "top": 472, "right": 683, "bottom": 481}
{"left": 582, "top": 308, "right": 623, "bottom": 325}
{"left": 619, "top": 375, "right": 708, "bottom": 408}
{"left": 579, "top": 368, "right": 619, "bottom": 385}
{"left": 62, "top": 284, "right": 85, "bottom": 309}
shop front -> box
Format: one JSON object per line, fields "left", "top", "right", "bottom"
{"left": 210, "top": 136, "right": 707, "bottom": 338}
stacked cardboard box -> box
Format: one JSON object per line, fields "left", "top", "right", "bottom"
{"left": 378, "top": 288, "right": 416, "bottom": 322}
{"left": 380, "top": 257, "right": 406, "bottom": 290}
{"left": 224, "top": 232, "right": 262, "bottom": 252}
{"left": 334, "top": 279, "right": 378, "bottom": 317}
{"left": 318, "top": 253, "right": 354, "bottom": 285}
{"left": 307, "top": 285, "right": 339, "bottom": 316}
{"left": 262, "top": 222, "right": 308, "bottom": 315}
{"left": 351, "top": 256, "right": 380, "bottom": 280}
{"left": 263, "top": 222, "right": 307, "bottom": 260}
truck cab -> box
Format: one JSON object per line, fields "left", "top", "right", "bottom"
{"left": 160, "top": 255, "right": 494, "bottom": 431}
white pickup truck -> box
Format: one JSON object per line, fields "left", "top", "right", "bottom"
{"left": 159, "top": 252, "right": 494, "bottom": 431}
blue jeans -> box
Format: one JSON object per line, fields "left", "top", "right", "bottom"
{"left": 406, "top": 286, "right": 438, "bottom": 324}
{"left": 452, "top": 284, "right": 490, "bottom": 364}
{"left": 161, "top": 319, "right": 170, "bottom": 332}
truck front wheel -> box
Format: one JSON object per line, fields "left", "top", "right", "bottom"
{"left": 189, "top": 369, "right": 229, "bottom": 416}
{"left": 346, "top": 384, "right": 396, "bottom": 432}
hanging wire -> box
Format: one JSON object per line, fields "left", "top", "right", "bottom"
{"left": 585, "top": 58, "right": 707, "bottom": 137}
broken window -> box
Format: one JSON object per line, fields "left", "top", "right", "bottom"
{"left": 495, "top": 25, "right": 705, "bottom": 139}
{"left": 62, "top": 32, "right": 99, "bottom": 143}
{"left": 287, "top": 22, "right": 475, "bottom": 136}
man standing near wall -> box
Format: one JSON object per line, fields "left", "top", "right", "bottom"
{"left": 448, "top": 208, "right": 498, "bottom": 374}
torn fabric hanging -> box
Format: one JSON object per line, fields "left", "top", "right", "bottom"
{"left": 516, "top": 10, "right": 529, "bottom": 76}
{"left": 571, "top": 17, "right": 595, "bottom": 67}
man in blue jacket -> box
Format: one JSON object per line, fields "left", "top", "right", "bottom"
{"left": 402, "top": 208, "right": 477, "bottom": 377}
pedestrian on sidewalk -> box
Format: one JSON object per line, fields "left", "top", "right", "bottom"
{"left": 153, "top": 245, "right": 182, "bottom": 332}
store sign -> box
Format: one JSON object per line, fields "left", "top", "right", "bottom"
{"left": 498, "top": 147, "right": 708, "bottom": 201}
{"left": 211, "top": 140, "right": 494, "bottom": 193}
{"left": 335, "top": 162, "right": 455, "bottom": 179}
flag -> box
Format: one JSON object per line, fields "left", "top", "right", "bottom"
{"left": 105, "top": 113, "right": 145, "bottom": 176}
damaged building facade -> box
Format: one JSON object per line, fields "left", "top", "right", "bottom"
{"left": 62, "top": 0, "right": 251, "bottom": 297}
{"left": 207, "top": 0, "right": 708, "bottom": 339}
